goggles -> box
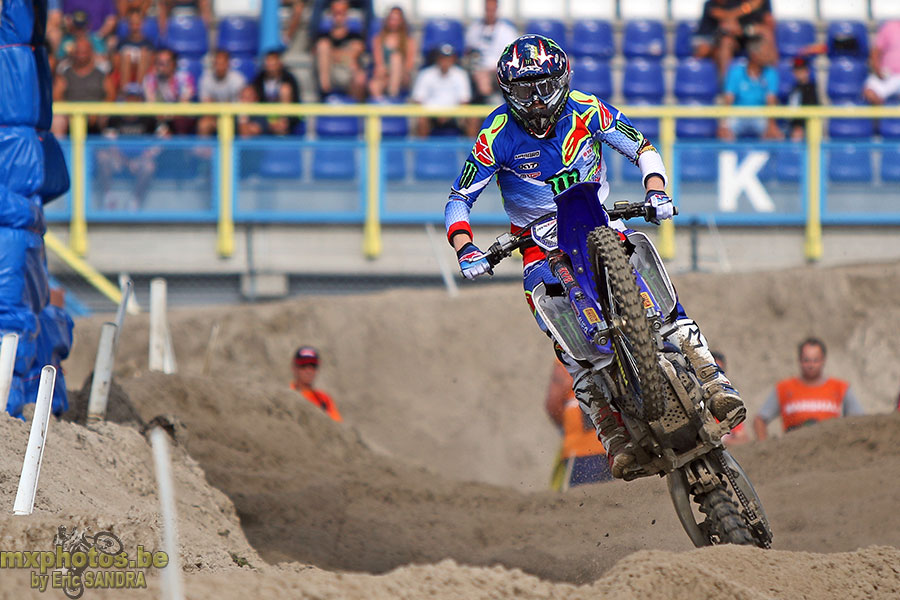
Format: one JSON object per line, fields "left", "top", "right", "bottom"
{"left": 507, "top": 75, "right": 562, "bottom": 106}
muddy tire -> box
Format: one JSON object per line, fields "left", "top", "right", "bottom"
{"left": 698, "top": 487, "right": 756, "bottom": 546}
{"left": 587, "top": 227, "right": 667, "bottom": 421}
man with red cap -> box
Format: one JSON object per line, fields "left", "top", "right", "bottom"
{"left": 291, "top": 346, "right": 342, "bottom": 422}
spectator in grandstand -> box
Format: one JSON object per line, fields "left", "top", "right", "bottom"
{"left": 308, "top": 0, "right": 374, "bottom": 46}
{"left": 368, "top": 5, "right": 417, "bottom": 100}
{"left": 694, "top": 0, "right": 776, "bottom": 78}
{"left": 197, "top": 49, "right": 247, "bottom": 136}
{"left": 863, "top": 21, "right": 900, "bottom": 105}
{"left": 717, "top": 37, "right": 782, "bottom": 141}
{"left": 545, "top": 362, "right": 612, "bottom": 490}
{"left": 291, "top": 346, "right": 342, "bottom": 422}
{"left": 411, "top": 44, "right": 473, "bottom": 137}
{"left": 313, "top": 0, "right": 368, "bottom": 101}
{"left": 754, "top": 337, "right": 864, "bottom": 440}
{"left": 252, "top": 50, "right": 302, "bottom": 134}
{"left": 713, "top": 351, "right": 750, "bottom": 446}
{"left": 52, "top": 36, "right": 115, "bottom": 137}
{"left": 142, "top": 47, "right": 196, "bottom": 134}
{"left": 63, "top": 0, "right": 119, "bottom": 40}
{"left": 157, "top": 0, "right": 212, "bottom": 32}
{"left": 118, "top": 0, "right": 153, "bottom": 18}
{"left": 114, "top": 9, "right": 154, "bottom": 92}
{"left": 235, "top": 85, "right": 270, "bottom": 137}
{"left": 465, "top": 0, "right": 518, "bottom": 103}
{"left": 785, "top": 56, "right": 819, "bottom": 141}
{"left": 57, "top": 9, "right": 109, "bottom": 64}
{"left": 283, "top": 0, "right": 307, "bottom": 48}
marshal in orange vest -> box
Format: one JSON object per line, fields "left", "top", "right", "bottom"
{"left": 774, "top": 377, "right": 849, "bottom": 431}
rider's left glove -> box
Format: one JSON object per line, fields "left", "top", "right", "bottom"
{"left": 644, "top": 190, "right": 674, "bottom": 225}
{"left": 457, "top": 242, "right": 493, "bottom": 280}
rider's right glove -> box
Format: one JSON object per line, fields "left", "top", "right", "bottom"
{"left": 644, "top": 190, "right": 675, "bottom": 225}
{"left": 457, "top": 242, "right": 493, "bottom": 280}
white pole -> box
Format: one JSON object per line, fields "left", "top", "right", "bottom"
{"left": 113, "top": 278, "right": 133, "bottom": 349}
{"left": 150, "top": 427, "right": 184, "bottom": 600}
{"left": 119, "top": 273, "right": 141, "bottom": 316}
{"left": 0, "top": 333, "right": 19, "bottom": 414}
{"left": 424, "top": 223, "right": 459, "bottom": 298}
{"left": 87, "top": 323, "right": 118, "bottom": 424}
{"left": 13, "top": 365, "right": 56, "bottom": 515}
{"left": 149, "top": 278, "right": 167, "bottom": 372}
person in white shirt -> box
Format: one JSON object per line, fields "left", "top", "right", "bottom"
{"left": 411, "top": 44, "right": 473, "bottom": 136}
{"left": 464, "top": 0, "right": 518, "bottom": 101}
{"left": 197, "top": 49, "right": 247, "bottom": 135}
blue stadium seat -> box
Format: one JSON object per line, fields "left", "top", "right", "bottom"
{"left": 116, "top": 16, "right": 160, "bottom": 47}
{"left": 375, "top": 97, "right": 409, "bottom": 138}
{"left": 230, "top": 56, "right": 257, "bottom": 82}
{"left": 218, "top": 17, "right": 259, "bottom": 56}
{"left": 258, "top": 147, "right": 302, "bottom": 179}
{"left": 164, "top": 15, "right": 208, "bottom": 57}
{"left": 313, "top": 145, "right": 357, "bottom": 180}
{"left": 315, "top": 95, "right": 362, "bottom": 137}
{"left": 775, "top": 21, "right": 815, "bottom": 58}
{"left": 775, "top": 148, "right": 803, "bottom": 182}
{"left": 674, "top": 58, "right": 717, "bottom": 101}
{"left": 673, "top": 22, "right": 696, "bottom": 58}
{"left": 776, "top": 57, "right": 797, "bottom": 101}
{"left": 422, "top": 19, "right": 465, "bottom": 57}
{"left": 679, "top": 148, "right": 718, "bottom": 182}
{"left": 881, "top": 148, "right": 900, "bottom": 182}
{"left": 623, "top": 59, "right": 664, "bottom": 102}
{"left": 676, "top": 101, "right": 717, "bottom": 138}
{"left": 384, "top": 147, "right": 406, "bottom": 181}
{"left": 571, "top": 57, "right": 612, "bottom": 99}
{"left": 828, "top": 146, "right": 872, "bottom": 182}
{"left": 414, "top": 147, "right": 461, "bottom": 180}
{"left": 879, "top": 99, "right": 900, "bottom": 138}
{"left": 622, "top": 20, "right": 666, "bottom": 60}
{"left": 828, "top": 102, "right": 874, "bottom": 138}
{"left": 827, "top": 21, "right": 869, "bottom": 60}
{"left": 524, "top": 19, "right": 566, "bottom": 45}
{"left": 570, "top": 21, "right": 614, "bottom": 60}
{"left": 826, "top": 58, "right": 867, "bottom": 101}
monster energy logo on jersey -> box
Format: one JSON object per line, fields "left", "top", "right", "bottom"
{"left": 459, "top": 160, "right": 478, "bottom": 188}
{"left": 615, "top": 121, "right": 641, "bottom": 142}
{"left": 545, "top": 169, "right": 580, "bottom": 195}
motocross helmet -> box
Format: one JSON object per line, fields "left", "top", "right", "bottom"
{"left": 497, "top": 35, "right": 571, "bottom": 139}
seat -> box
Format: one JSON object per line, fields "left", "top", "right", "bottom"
{"left": 671, "top": 0, "right": 705, "bottom": 21}
{"left": 826, "top": 58, "right": 867, "bottom": 101}
{"left": 775, "top": 20, "right": 816, "bottom": 58}
{"left": 313, "top": 145, "right": 357, "bottom": 180}
{"left": 230, "top": 55, "right": 257, "bottom": 82}
{"left": 826, "top": 21, "right": 869, "bottom": 60}
{"left": 872, "top": 0, "right": 900, "bottom": 20}
{"left": 421, "top": 19, "right": 465, "bottom": 57}
{"left": 880, "top": 148, "right": 900, "bottom": 182}
{"left": 371, "top": 97, "right": 409, "bottom": 138}
{"left": 524, "top": 19, "right": 567, "bottom": 45}
{"left": 775, "top": 148, "right": 804, "bottom": 182}
{"left": 776, "top": 57, "right": 797, "bottom": 101}
{"left": 879, "top": 99, "right": 900, "bottom": 138}
{"left": 414, "top": 146, "right": 461, "bottom": 180}
{"left": 417, "top": 0, "right": 465, "bottom": 20}
{"left": 383, "top": 147, "right": 407, "bottom": 181}
{"left": 623, "top": 59, "right": 665, "bottom": 102}
{"left": 622, "top": 20, "right": 666, "bottom": 60}
{"left": 620, "top": 0, "right": 667, "bottom": 20}
{"left": 819, "top": 0, "right": 869, "bottom": 21}
{"left": 679, "top": 148, "right": 718, "bottom": 182}
{"left": 771, "top": 0, "right": 816, "bottom": 20}
{"left": 116, "top": 16, "right": 160, "bottom": 47}
{"left": 217, "top": 17, "right": 259, "bottom": 56}
{"left": 673, "top": 22, "right": 696, "bottom": 59}
{"left": 258, "top": 147, "right": 303, "bottom": 179}
{"left": 828, "top": 102, "right": 874, "bottom": 138}
{"left": 570, "top": 21, "right": 614, "bottom": 60}
{"left": 571, "top": 57, "right": 613, "bottom": 99}
{"left": 163, "top": 15, "right": 208, "bottom": 57}
{"left": 828, "top": 146, "right": 872, "bottom": 182}
{"left": 676, "top": 101, "right": 717, "bottom": 138}
{"left": 315, "top": 95, "right": 362, "bottom": 137}
{"left": 674, "top": 58, "right": 717, "bottom": 101}
{"left": 567, "top": 0, "right": 615, "bottom": 19}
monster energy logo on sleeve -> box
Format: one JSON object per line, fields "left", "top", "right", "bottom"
{"left": 615, "top": 121, "right": 641, "bottom": 142}
{"left": 459, "top": 160, "right": 478, "bottom": 188}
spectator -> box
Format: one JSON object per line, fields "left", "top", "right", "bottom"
{"left": 464, "top": 0, "right": 518, "bottom": 102}
{"left": 368, "top": 6, "right": 417, "bottom": 100}
{"left": 308, "top": 0, "right": 374, "bottom": 46}
{"left": 863, "top": 21, "right": 900, "bottom": 105}
{"left": 63, "top": 0, "right": 118, "bottom": 40}
{"left": 313, "top": 0, "right": 367, "bottom": 100}
{"left": 291, "top": 346, "right": 342, "bottom": 422}
{"left": 58, "top": 9, "right": 109, "bottom": 63}
{"left": 157, "top": 0, "right": 212, "bottom": 32}
{"left": 52, "top": 36, "right": 115, "bottom": 136}
{"left": 117, "top": 0, "right": 152, "bottom": 18}
{"left": 754, "top": 337, "right": 864, "bottom": 440}
{"left": 252, "top": 51, "right": 302, "bottom": 134}
{"left": 115, "top": 10, "right": 154, "bottom": 91}
{"left": 284, "top": 0, "right": 307, "bottom": 49}
{"left": 545, "top": 362, "right": 612, "bottom": 490}
{"left": 713, "top": 351, "right": 750, "bottom": 446}
{"left": 197, "top": 49, "right": 247, "bottom": 136}
{"left": 717, "top": 37, "right": 782, "bottom": 141}
{"left": 411, "top": 44, "right": 473, "bottom": 137}
{"left": 785, "top": 56, "right": 819, "bottom": 141}
{"left": 694, "top": 0, "right": 776, "bottom": 78}
{"left": 235, "top": 86, "right": 269, "bottom": 138}
{"left": 142, "top": 48, "right": 196, "bottom": 134}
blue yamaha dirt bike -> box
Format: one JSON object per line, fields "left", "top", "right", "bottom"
{"left": 483, "top": 181, "right": 773, "bottom": 548}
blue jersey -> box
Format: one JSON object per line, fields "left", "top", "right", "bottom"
{"left": 445, "top": 90, "right": 666, "bottom": 242}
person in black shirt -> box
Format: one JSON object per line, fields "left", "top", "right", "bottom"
{"left": 252, "top": 51, "right": 302, "bottom": 134}
{"left": 786, "top": 56, "right": 819, "bottom": 141}
{"left": 313, "top": 0, "right": 367, "bottom": 100}
{"left": 693, "top": 0, "right": 776, "bottom": 78}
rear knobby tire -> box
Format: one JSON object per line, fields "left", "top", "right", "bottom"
{"left": 698, "top": 487, "right": 756, "bottom": 546}
{"left": 587, "top": 227, "right": 667, "bottom": 421}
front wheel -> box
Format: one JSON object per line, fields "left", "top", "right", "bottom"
{"left": 697, "top": 487, "right": 756, "bottom": 545}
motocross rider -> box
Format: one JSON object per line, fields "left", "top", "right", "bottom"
{"left": 444, "top": 35, "right": 745, "bottom": 478}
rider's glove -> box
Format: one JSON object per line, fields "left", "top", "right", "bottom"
{"left": 457, "top": 242, "right": 493, "bottom": 280}
{"left": 644, "top": 190, "right": 674, "bottom": 225}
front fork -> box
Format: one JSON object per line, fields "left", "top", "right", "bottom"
{"left": 547, "top": 251, "right": 612, "bottom": 347}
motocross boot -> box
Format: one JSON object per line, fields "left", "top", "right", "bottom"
{"left": 574, "top": 371, "right": 635, "bottom": 478}
{"left": 669, "top": 319, "right": 746, "bottom": 427}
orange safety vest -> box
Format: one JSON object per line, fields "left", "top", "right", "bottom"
{"left": 561, "top": 397, "right": 606, "bottom": 458}
{"left": 291, "top": 382, "right": 343, "bottom": 422}
{"left": 775, "top": 377, "right": 848, "bottom": 431}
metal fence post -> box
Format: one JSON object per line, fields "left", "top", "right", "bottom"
{"left": 69, "top": 113, "right": 88, "bottom": 256}
{"left": 658, "top": 114, "right": 676, "bottom": 260}
{"left": 363, "top": 114, "right": 383, "bottom": 259}
{"left": 805, "top": 116, "right": 824, "bottom": 262}
{"left": 216, "top": 112, "right": 235, "bottom": 258}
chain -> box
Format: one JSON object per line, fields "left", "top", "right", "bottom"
{"left": 715, "top": 449, "right": 772, "bottom": 549}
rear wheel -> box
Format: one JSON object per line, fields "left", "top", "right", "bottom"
{"left": 587, "top": 227, "right": 666, "bottom": 421}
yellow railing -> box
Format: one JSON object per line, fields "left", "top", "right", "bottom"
{"left": 54, "top": 102, "right": 900, "bottom": 263}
